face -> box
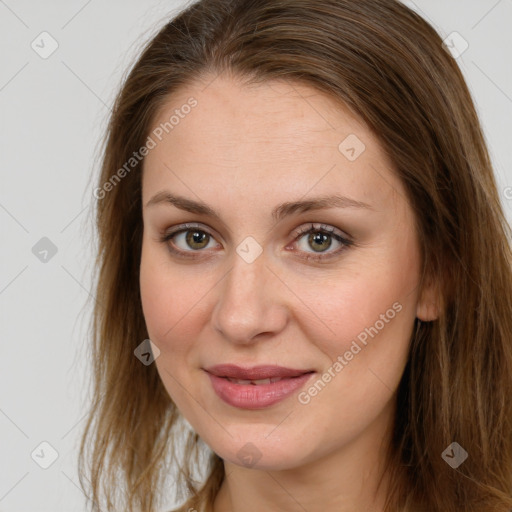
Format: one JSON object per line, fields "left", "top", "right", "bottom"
{"left": 139, "top": 73, "right": 434, "bottom": 472}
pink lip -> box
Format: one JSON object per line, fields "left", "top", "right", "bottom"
{"left": 204, "top": 368, "right": 315, "bottom": 410}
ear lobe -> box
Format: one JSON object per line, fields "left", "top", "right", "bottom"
{"left": 416, "top": 300, "right": 439, "bottom": 321}
{"left": 416, "top": 274, "right": 440, "bottom": 321}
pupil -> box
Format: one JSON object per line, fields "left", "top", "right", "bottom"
{"left": 309, "top": 232, "right": 331, "bottom": 252}
{"left": 186, "top": 230, "right": 208, "bottom": 249}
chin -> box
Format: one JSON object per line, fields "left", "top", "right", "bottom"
{"left": 211, "top": 434, "right": 310, "bottom": 471}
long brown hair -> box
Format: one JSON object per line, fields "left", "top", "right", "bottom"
{"left": 78, "top": 1, "right": 512, "bottom": 510}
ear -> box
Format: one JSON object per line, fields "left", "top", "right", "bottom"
{"left": 416, "top": 273, "right": 440, "bottom": 322}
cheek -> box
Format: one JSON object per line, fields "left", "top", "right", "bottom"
{"left": 139, "top": 242, "right": 200, "bottom": 353}
{"left": 289, "top": 271, "right": 416, "bottom": 438}
{"left": 290, "top": 249, "right": 418, "bottom": 373}
{"left": 139, "top": 244, "right": 207, "bottom": 410}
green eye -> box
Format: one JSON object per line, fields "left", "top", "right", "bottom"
{"left": 183, "top": 229, "right": 211, "bottom": 250}
{"left": 292, "top": 223, "right": 353, "bottom": 262}
{"left": 306, "top": 231, "right": 333, "bottom": 252}
{"left": 160, "top": 222, "right": 353, "bottom": 262}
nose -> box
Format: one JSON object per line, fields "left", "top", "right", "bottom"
{"left": 211, "top": 248, "right": 289, "bottom": 345}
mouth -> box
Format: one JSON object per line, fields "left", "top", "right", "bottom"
{"left": 203, "top": 364, "right": 316, "bottom": 409}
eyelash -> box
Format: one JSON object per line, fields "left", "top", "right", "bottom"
{"left": 158, "top": 222, "right": 354, "bottom": 262}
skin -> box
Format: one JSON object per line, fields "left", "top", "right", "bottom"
{"left": 139, "top": 72, "right": 439, "bottom": 512}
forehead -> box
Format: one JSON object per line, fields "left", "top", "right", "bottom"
{"left": 142, "top": 74, "right": 406, "bottom": 214}
{"left": 148, "top": 75, "right": 369, "bottom": 154}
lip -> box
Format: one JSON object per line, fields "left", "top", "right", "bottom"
{"left": 204, "top": 364, "right": 314, "bottom": 380}
{"left": 204, "top": 365, "right": 315, "bottom": 410}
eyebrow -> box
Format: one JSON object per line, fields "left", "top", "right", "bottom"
{"left": 145, "top": 191, "right": 373, "bottom": 223}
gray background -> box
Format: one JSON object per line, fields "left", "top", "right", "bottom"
{"left": 1, "top": 1, "right": 511, "bottom": 510}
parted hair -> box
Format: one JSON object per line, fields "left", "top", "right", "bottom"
{"left": 78, "top": 1, "right": 512, "bottom": 511}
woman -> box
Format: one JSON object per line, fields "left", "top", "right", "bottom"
{"left": 79, "top": 1, "right": 512, "bottom": 511}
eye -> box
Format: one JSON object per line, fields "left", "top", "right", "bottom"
{"left": 290, "top": 222, "right": 353, "bottom": 262}
{"left": 159, "top": 223, "right": 220, "bottom": 258}
{"left": 159, "top": 222, "right": 353, "bottom": 262}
